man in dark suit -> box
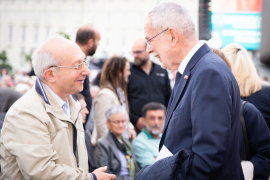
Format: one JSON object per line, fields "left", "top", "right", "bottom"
{"left": 137, "top": 2, "right": 244, "bottom": 179}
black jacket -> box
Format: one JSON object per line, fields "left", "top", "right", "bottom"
{"left": 135, "top": 149, "right": 194, "bottom": 180}
{"left": 127, "top": 62, "right": 171, "bottom": 126}
{"left": 240, "top": 100, "right": 270, "bottom": 180}
{"left": 81, "top": 75, "right": 92, "bottom": 124}
{"left": 242, "top": 86, "right": 270, "bottom": 130}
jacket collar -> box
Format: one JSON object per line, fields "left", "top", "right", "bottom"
{"left": 106, "top": 132, "right": 121, "bottom": 162}
{"left": 35, "top": 78, "right": 81, "bottom": 124}
{"left": 35, "top": 78, "right": 51, "bottom": 105}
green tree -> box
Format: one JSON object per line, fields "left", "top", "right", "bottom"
{"left": 58, "top": 32, "right": 70, "bottom": 40}
{"left": 22, "top": 49, "right": 33, "bottom": 62}
{"left": 0, "top": 50, "right": 12, "bottom": 71}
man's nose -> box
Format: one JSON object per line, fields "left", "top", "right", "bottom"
{"left": 133, "top": 53, "right": 139, "bottom": 58}
{"left": 154, "top": 118, "right": 160, "bottom": 124}
{"left": 146, "top": 45, "right": 152, "bottom": 53}
{"left": 81, "top": 65, "right": 90, "bottom": 76}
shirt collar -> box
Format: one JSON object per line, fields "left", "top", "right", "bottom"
{"left": 41, "top": 81, "right": 70, "bottom": 111}
{"left": 178, "top": 41, "right": 204, "bottom": 74}
{"left": 143, "top": 129, "right": 153, "bottom": 139}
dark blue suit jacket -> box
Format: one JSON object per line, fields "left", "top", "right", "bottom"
{"left": 241, "top": 100, "right": 270, "bottom": 180}
{"left": 242, "top": 86, "right": 270, "bottom": 130}
{"left": 159, "top": 44, "right": 244, "bottom": 179}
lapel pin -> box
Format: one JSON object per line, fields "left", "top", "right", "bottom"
{"left": 184, "top": 75, "right": 188, "bottom": 79}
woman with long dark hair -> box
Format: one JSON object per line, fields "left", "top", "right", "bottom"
{"left": 91, "top": 56, "right": 136, "bottom": 145}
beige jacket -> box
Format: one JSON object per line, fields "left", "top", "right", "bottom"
{"left": 0, "top": 81, "right": 92, "bottom": 180}
{"left": 91, "top": 84, "right": 134, "bottom": 145}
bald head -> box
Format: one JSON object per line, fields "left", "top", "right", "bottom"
{"left": 39, "top": 35, "right": 83, "bottom": 63}
{"left": 32, "top": 35, "right": 85, "bottom": 80}
{"left": 133, "top": 38, "right": 147, "bottom": 50}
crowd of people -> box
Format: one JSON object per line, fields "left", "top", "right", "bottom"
{"left": 0, "top": 2, "right": 270, "bottom": 180}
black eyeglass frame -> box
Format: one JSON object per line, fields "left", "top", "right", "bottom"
{"left": 130, "top": 50, "right": 146, "bottom": 55}
{"left": 145, "top": 28, "right": 169, "bottom": 47}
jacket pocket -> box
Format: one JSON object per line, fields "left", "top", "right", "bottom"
{"left": 172, "top": 107, "right": 184, "bottom": 118}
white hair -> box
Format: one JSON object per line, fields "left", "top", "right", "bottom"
{"left": 148, "top": 2, "right": 196, "bottom": 37}
{"left": 105, "top": 105, "right": 127, "bottom": 120}
{"left": 31, "top": 34, "right": 66, "bottom": 80}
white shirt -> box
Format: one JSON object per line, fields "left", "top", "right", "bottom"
{"left": 178, "top": 41, "right": 204, "bottom": 74}
{"left": 42, "top": 82, "right": 71, "bottom": 118}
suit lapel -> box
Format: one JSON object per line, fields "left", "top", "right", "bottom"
{"left": 164, "top": 70, "right": 190, "bottom": 131}
{"left": 160, "top": 43, "right": 211, "bottom": 150}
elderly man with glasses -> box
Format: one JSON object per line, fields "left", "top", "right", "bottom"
{"left": 135, "top": 2, "right": 244, "bottom": 180}
{"left": 0, "top": 35, "right": 116, "bottom": 180}
{"left": 128, "top": 38, "right": 171, "bottom": 133}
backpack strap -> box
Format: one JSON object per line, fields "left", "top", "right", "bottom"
{"left": 241, "top": 101, "right": 251, "bottom": 160}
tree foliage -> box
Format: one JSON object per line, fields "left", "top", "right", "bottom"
{"left": 22, "top": 49, "right": 33, "bottom": 62}
{"left": 58, "top": 32, "right": 70, "bottom": 40}
{"left": 0, "top": 50, "right": 12, "bottom": 71}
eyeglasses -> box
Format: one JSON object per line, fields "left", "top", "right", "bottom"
{"left": 109, "top": 119, "right": 127, "bottom": 125}
{"left": 130, "top": 50, "right": 146, "bottom": 55}
{"left": 145, "top": 28, "right": 169, "bottom": 47}
{"left": 50, "top": 59, "right": 90, "bottom": 73}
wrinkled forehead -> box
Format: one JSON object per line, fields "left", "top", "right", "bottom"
{"left": 144, "top": 17, "right": 157, "bottom": 39}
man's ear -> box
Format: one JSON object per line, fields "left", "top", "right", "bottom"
{"left": 106, "top": 120, "right": 110, "bottom": 129}
{"left": 167, "top": 27, "right": 179, "bottom": 47}
{"left": 43, "top": 68, "right": 56, "bottom": 83}
{"left": 87, "top": 38, "right": 94, "bottom": 48}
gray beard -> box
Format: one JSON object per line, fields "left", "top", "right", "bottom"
{"left": 146, "top": 123, "right": 161, "bottom": 136}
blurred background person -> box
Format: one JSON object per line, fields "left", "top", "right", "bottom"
{"left": 94, "top": 105, "right": 139, "bottom": 180}
{"left": 0, "top": 87, "right": 22, "bottom": 129}
{"left": 128, "top": 38, "right": 171, "bottom": 133}
{"left": 92, "top": 56, "right": 135, "bottom": 145}
{"left": 76, "top": 24, "right": 101, "bottom": 125}
{"left": 0, "top": 74, "right": 14, "bottom": 88}
{"left": 15, "top": 83, "right": 30, "bottom": 95}
{"left": 132, "top": 102, "right": 166, "bottom": 169}
{"left": 0, "top": 68, "right": 8, "bottom": 82}
{"left": 222, "top": 43, "right": 270, "bottom": 130}
{"left": 90, "top": 85, "right": 100, "bottom": 99}
{"left": 74, "top": 93, "right": 90, "bottom": 124}
{"left": 73, "top": 93, "right": 98, "bottom": 172}
{"left": 0, "top": 88, "right": 22, "bottom": 113}
{"left": 212, "top": 47, "right": 270, "bottom": 180}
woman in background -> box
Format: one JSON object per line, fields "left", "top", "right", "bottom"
{"left": 95, "top": 105, "right": 139, "bottom": 180}
{"left": 222, "top": 43, "right": 270, "bottom": 130}
{"left": 91, "top": 56, "right": 136, "bottom": 145}
{"left": 212, "top": 47, "right": 270, "bottom": 180}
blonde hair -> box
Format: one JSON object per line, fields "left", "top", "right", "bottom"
{"left": 222, "top": 43, "right": 268, "bottom": 97}
{"left": 211, "top": 48, "right": 231, "bottom": 70}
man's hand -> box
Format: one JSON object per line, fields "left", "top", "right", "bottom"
{"left": 129, "top": 129, "right": 137, "bottom": 140}
{"left": 92, "top": 166, "right": 116, "bottom": 180}
{"left": 136, "top": 117, "right": 146, "bottom": 131}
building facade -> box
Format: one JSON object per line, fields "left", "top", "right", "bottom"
{"left": 0, "top": 0, "right": 199, "bottom": 72}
